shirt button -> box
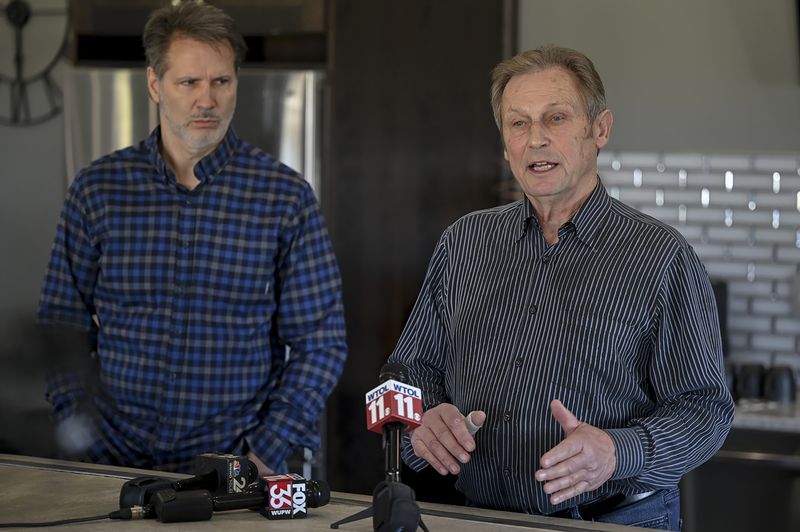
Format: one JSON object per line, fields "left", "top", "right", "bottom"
{"left": 542, "top": 255, "right": 551, "bottom": 264}
{"left": 503, "top": 467, "right": 511, "bottom": 477}
{"left": 528, "top": 304, "right": 537, "bottom": 315}
{"left": 514, "top": 357, "right": 523, "bottom": 368}
{"left": 182, "top": 240, "right": 191, "bottom": 248}
{"left": 170, "top": 373, "right": 177, "bottom": 382}
{"left": 503, "top": 411, "right": 512, "bottom": 422}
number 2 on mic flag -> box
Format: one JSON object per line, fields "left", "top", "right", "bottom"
{"left": 364, "top": 379, "right": 423, "bottom": 433}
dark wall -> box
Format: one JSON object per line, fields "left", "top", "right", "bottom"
{"left": 325, "top": 0, "right": 508, "bottom": 496}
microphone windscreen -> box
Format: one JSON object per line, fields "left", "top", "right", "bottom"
{"left": 307, "top": 479, "right": 331, "bottom": 507}
{"left": 379, "top": 362, "right": 408, "bottom": 383}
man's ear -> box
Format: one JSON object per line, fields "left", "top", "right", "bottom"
{"left": 593, "top": 109, "right": 613, "bottom": 150}
{"left": 146, "top": 66, "right": 160, "bottom": 105}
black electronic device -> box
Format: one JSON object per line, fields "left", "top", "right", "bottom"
{"left": 119, "top": 453, "right": 258, "bottom": 509}
{"left": 145, "top": 475, "right": 330, "bottom": 523}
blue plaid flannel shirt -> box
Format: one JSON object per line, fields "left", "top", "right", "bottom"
{"left": 38, "top": 126, "right": 347, "bottom": 472}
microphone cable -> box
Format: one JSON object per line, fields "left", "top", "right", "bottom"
{"left": 0, "top": 507, "right": 146, "bottom": 528}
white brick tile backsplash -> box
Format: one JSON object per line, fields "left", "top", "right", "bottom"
{"left": 706, "top": 191, "right": 750, "bottom": 207}
{"left": 640, "top": 206, "right": 680, "bottom": 223}
{"left": 753, "top": 156, "right": 799, "bottom": 172}
{"left": 753, "top": 228, "right": 797, "bottom": 244}
{"left": 773, "top": 282, "right": 792, "bottom": 298}
{"left": 601, "top": 150, "right": 800, "bottom": 364}
{"left": 618, "top": 188, "right": 658, "bottom": 204}
{"left": 707, "top": 155, "right": 752, "bottom": 171}
{"left": 777, "top": 247, "right": 800, "bottom": 262}
{"left": 600, "top": 170, "right": 637, "bottom": 187}
{"left": 729, "top": 332, "right": 749, "bottom": 350}
{"left": 776, "top": 318, "right": 800, "bottom": 334}
{"left": 750, "top": 194, "right": 798, "bottom": 209}
{"left": 707, "top": 227, "right": 751, "bottom": 242}
{"left": 662, "top": 190, "right": 706, "bottom": 205}
{"left": 778, "top": 212, "right": 800, "bottom": 226}
{"left": 619, "top": 152, "right": 661, "bottom": 167}
{"left": 778, "top": 175, "right": 800, "bottom": 190}
{"left": 705, "top": 261, "right": 749, "bottom": 278}
{"left": 728, "top": 245, "right": 773, "bottom": 261}
{"left": 751, "top": 334, "right": 796, "bottom": 352}
{"left": 661, "top": 153, "right": 706, "bottom": 169}
{"left": 750, "top": 263, "right": 797, "bottom": 280}
{"left": 729, "top": 174, "right": 776, "bottom": 191}
{"left": 728, "top": 295, "right": 749, "bottom": 314}
{"left": 685, "top": 173, "right": 727, "bottom": 189}
{"left": 686, "top": 207, "right": 728, "bottom": 224}
{"left": 728, "top": 209, "right": 775, "bottom": 226}
{"left": 677, "top": 226, "right": 704, "bottom": 240}
{"left": 597, "top": 151, "right": 617, "bottom": 167}
{"left": 752, "top": 299, "right": 792, "bottom": 315}
{"left": 727, "top": 281, "right": 773, "bottom": 296}
{"left": 640, "top": 171, "right": 681, "bottom": 188}
{"left": 693, "top": 244, "right": 727, "bottom": 260}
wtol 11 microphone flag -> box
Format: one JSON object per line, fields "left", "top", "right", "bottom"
{"left": 365, "top": 367, "right": 423, "bottom": 433}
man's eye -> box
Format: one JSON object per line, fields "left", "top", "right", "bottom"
{"left": 180, "top": 80, "right": 196, "bottom": 86}
{"left": 215, "top": 78, "right": 230, "bottom": 85}
{"left": 551, "top": 114, "right": 565, "bottom": 122}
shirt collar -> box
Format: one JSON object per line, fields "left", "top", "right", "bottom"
{"left": 515, "top": 178, "right": 611, "bottom": 247}
{"left": 146, "top": 126, "right": 238, "bottom": 186}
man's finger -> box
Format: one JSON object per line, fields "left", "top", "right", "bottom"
{"left": 550, "top": 399, "right": 581, "bottom": 434}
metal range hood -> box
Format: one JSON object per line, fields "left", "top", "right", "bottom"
{"left": 69, "top": 0, "right": 327, "bottom": 65}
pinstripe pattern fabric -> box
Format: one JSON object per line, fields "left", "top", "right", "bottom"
{"left": 389, "top": 181, "right": 733, "bottom": 515}
{"left": 38, "top": 126, "right": 347, "bottom": 473}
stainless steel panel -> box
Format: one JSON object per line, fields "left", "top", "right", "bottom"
{"left": 63, "top": 66, "right": 324, "bottom": 197}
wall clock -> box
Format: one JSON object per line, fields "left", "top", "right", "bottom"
{"left": 0, "top": 0, "right": 69, "bottom": 126}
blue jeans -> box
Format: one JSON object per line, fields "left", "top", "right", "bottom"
{"left": 564, "top": 487, "right": 681, "bottom": 530}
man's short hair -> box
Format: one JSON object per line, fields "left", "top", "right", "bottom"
{"left": 143, "top": 0, "right": 248, "bottom": 78}
{"left": 490, "top": 45, "right": 607, "bottom": 131}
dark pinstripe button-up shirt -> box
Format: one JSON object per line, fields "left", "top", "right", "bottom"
{"left": 389, "top": 181, "right": 733, "bottom": 514}
{"left": 39, "top": 127, "right": 347, "bottom": 472}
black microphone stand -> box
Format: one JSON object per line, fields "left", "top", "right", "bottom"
{"left": 330, "top": 421, "right": 429, "bottom": 532}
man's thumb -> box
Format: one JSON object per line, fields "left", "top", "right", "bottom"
{"left": 550, "top": 399, "right": 580, "bottom": 434}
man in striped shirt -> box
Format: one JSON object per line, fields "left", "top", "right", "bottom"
{"left": 38, "top": 1, "right": 346, "bottom": 474}
{"left": 389, "top": 45, "right": 733, "bottom": 529}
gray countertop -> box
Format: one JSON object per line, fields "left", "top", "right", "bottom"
{"left": 0, "top": 454, "right": 646, "bottom": 532}
{"left": 732, "top": 399, "right": 800, "bottom": 433}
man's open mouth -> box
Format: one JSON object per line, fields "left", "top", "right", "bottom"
{"left": 528, "top": 161, "right": 558, "bottom": 172}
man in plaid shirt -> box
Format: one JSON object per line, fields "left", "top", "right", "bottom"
{"left": 37, "top": 0, "right": 346, "bottom": 474}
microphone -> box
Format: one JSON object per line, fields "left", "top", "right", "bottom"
{"left": 174, "top": 453, "right": 258, "bottom": 493}
{"left": 331, "top": 363, "right": 429, "bottom": 531}
{"left": 143, "top": 474, "right": 330, "bottom": 523}
{"left": 365, "top": 363, "right": 423, "bottom": 482}
{"left": 119, "top": 453, "right": 258, "bottom": 509}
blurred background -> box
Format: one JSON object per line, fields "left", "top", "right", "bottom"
{"left": 1, "top": 1, "right": 800, "bottom": 531}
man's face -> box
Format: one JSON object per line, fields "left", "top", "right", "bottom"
{"left": 501, "top": 67, "right": 612, "bottom": 207}
{"left": 147, "top": 37, "right": 237, "bottom": 156}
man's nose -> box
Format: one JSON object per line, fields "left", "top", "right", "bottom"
{"left": 196, "top": 83, "right": 216, "bottom": 108}
{"left": 528, "top": 121, "right": 549, "bottom": 148}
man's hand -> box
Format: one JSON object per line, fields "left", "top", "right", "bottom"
{"left": 411, "top": 403, "right": 486, "bottom": 476}
{"left": 535, "top": 399, "right": 616, "bottom": 505}
{"left": 247, "top": 451, "right": 274, "bottom": 476}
